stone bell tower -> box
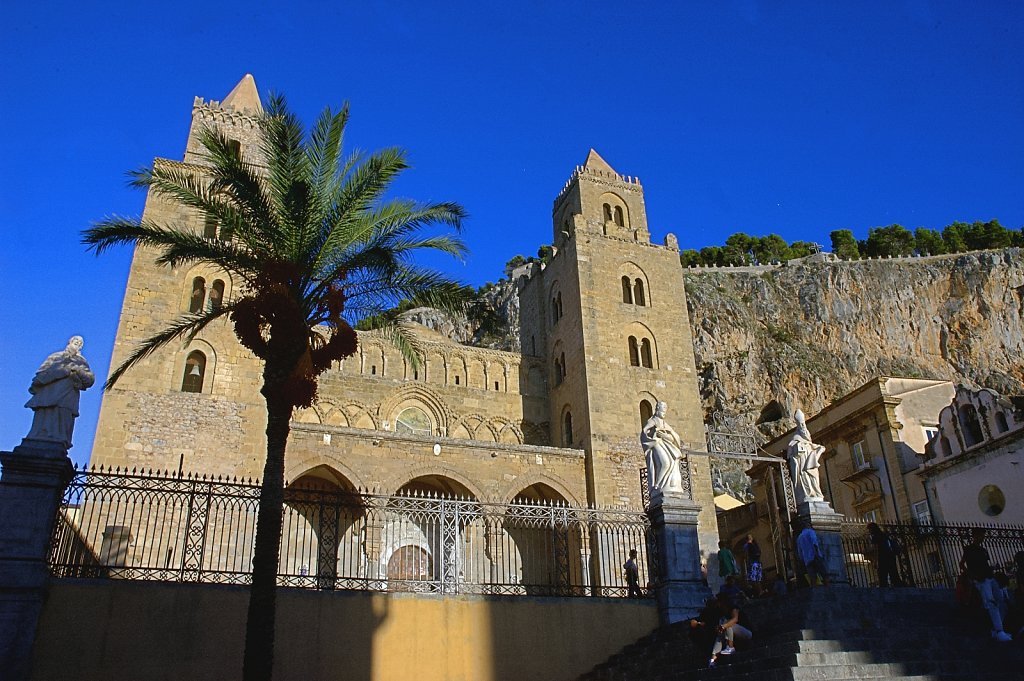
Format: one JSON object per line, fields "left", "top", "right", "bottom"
{"left": 520, "top": 149, "right": 718, "bottom": 553}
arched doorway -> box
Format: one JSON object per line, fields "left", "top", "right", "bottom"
{"left": 283, "top": 466, "right": 362, "bottom": 589}
{"left": 505, "top": 483, "right": 583, "bottom": 595}
{"left": 384, "top": 475, "right": 479, "bottom": 592}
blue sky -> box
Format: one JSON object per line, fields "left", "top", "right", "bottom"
{"left": 1, "top": 1, "right": 1022, "bottom": 467}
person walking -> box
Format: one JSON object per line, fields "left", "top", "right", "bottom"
{"left": 960, "top": 529, "right": 1011, "bottom": 642}
{"left": 867, "top": 522, "right": 903, "bottom": 587}
{"left": 795, "top": 521, "right": 829, "bottom": 587}
{"left": 624, "top": 548, "right": 641, "bottom": 598}
{"left": 743, "top": 534, "right": 763, "bottom": 595}
{"left": 718, "top": 540, "right": 739, "bottom": 580}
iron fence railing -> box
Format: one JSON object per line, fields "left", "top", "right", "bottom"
{"left": 839, "top": 520, "right": 1024, "bottom": 590}
{"left": 49, "top": 468, "right": 655, "bottom": 598}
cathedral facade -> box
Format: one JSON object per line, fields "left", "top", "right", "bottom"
{"left": 91, "top": 76, "right": 719, "bottom": 556}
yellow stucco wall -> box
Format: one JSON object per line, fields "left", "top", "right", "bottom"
{"left": 32, "top": 580, "right": 658, "bottom": 681}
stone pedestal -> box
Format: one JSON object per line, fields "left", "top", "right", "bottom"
{"left": 647, "top": 490, "right": 711, "bottom": 625}
{"left": 0, "top": 439, "right": 75, "bottom": 681}
{"left": 796, "top": 500, "right": 849, "bottom": 586}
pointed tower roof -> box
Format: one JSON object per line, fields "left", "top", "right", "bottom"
{"left": 222, "top": 74, "right": 263, "bottom": 113}
{"left": 582, "top": 148, "right": 618, "bottom": 175}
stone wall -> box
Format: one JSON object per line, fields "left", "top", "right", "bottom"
{"left": 31, "top": 580, "right": 658, "bottom": 681}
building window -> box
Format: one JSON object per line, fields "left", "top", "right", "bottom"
{"left": 613, "top": 205, "right": 625, "bottom": 227}
{"left": 978, "top": 485, "right": 1005, "bottom": 516}
{"left": 639, "top": 400, "right": 653, "bottom": 427}
{"left": 912, "top": 500, "right": 931, "bottom": 525}
{"left": 603, "top": 203, "right": 613, "bottom": 223}
{"left": 621, "top": 276, "right": 633, "bottom": 304}
{"left": 633, "top": 279, "right": 646, "bottom": 306}
{"left": 209, "top": 280, "right": 225, "bottom": 311}
{"left": 189, "top": 277, "right": 206, "bottom": 313}
{"left": 203, "top": 217, "right": 218, "bottom": 239}
{"left": 958, "top": 404, "right": 983, "bottom": 447}
{"left": 851, "top": 440, "right": 867, "bottom": 469}
{"left": 396, "top": 406, "right": 431, "bottom": 437}
{"left": 181, "top": 351, "right": 207, "bottom": 393}
{"left": 628, "top": 336, "right": 640, "bottom": 366}
{"left": 563, "top": 411, "right": 573, "bottom": 446}
{"left": 640, "top": 338, "right": 653, "bottom": 368}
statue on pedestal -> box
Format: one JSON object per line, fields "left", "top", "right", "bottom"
{"left": 787, "top": 409, "right": 825, "bottom": 505}
{"left": 24, "top": 336, "right": 94, "bottom": 449}
{"left": 641, "top": 401, "right": 685, "bottom": 494}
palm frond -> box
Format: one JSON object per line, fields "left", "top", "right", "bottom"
{"left": 104, "top": 305, "right": 236, "bottom": 390}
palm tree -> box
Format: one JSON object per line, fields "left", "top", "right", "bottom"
{"left": 83, "top": 95, "right": 468, "bottom": 681}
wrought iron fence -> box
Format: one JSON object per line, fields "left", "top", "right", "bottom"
{"left": 840, "top": 520, "right": 1024, "bottom": 589}
{"left": 50, "top": 468, "right": 655, "bottom": 598}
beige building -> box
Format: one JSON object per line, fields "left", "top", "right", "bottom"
{"left": 90, "top": 76, "right": 720, "bottom": 574}
{"left": 754, "top": 377, "right": 955, "bottom": 525}
{"left": 920, "top": 385, "right": 1024, "bottom": 525}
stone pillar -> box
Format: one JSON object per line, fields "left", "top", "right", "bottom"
{"left": 796, "top": 500, "right": 849, "bottom": 585}
{"left": 0, "top": 439, "right": 75, "bottom": 681}
{"left": 648, "top": 490, "right": 711, "bottom": 625}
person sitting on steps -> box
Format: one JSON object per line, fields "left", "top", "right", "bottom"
{"left": 706, "top": 592, "right": 753, "bottom": 667}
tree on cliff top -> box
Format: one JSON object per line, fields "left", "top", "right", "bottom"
{"left": 83, "top": 96, "right": 467, "bottom": 681}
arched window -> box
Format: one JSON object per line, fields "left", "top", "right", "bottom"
{"left": 396, "top": 406, "right": 431, "bottom": 437}
{"left": 209, "top": 280, "right": 225, "bottom": 310}
{"left": 563, "top": 411, "right": 573, "bottom": 446}
{"left": 958, "top": 404, "right": 983, "bottom": 447}
{"left": 621, "top": 276, "right": 633, "bottom": 304}
{"left": 181, "top": 351, "right": 207, "bottom": 393}
{"left": 633, "top": 279, "right": 646, "bottom": 306}
{"left": 628, "top": 336, "right": 640, "bottom": 366}
{"left": 614, "top": 206, "right": 625, "bottom": 227}
{"left": 995, "top": 412, "right": 1009, "bottom": 434}
{"left": 189, "top": 277, "right": 206, "bottom": 313}
{"left": 640, "top": 338, "right": 653, "bottom": 368}
{"left": 203, "top": 217, "right": 218, "bottom": 239}
{"left": 603, "top": 204, "right": 613, "bottom": 223}
{"left": 639, "top": 400, "right": 653, "bottom": 427}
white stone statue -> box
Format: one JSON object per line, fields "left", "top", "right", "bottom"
{"left": 787, "top": 409, "right": 825, "bottom": 505}
{"left": 25, "top": 336, "right": 95, "bottom": 449}
{"left": 641, "top": 401, "right": 685, "bottom": 494}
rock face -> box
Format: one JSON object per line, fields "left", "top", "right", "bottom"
{"left": 684, "top": 248, "right": 1023, "bottom": 436}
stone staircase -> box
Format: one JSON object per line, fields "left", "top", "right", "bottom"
{"left": 575, "top": 587, "right": 1023, "bottom": 680}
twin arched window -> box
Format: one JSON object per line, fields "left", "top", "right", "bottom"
{"left": 181, "top": 351, "right": 207, "bottom": 393}
{"left": 621, "top": 277, "right": 646, "bottom": 306}
{"left": 628, "top": 336, "right": 654, "bottom": 368}
{"left": 553, "top": 351, "right": 566, "bottom": 386}
{"left": 551, "top": 291, "right": 563, "bottom": 324}
{"left": 189, "top": 277, "right": 226, "bottom": 313}
{"left": 602, "top": 203, "right": 626, "bottom": 227}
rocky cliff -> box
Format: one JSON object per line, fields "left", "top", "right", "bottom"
{"left": 685, "top": 248, "right": 1023, "bottom": 434}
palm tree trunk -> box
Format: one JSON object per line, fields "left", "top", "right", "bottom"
{"left": 243, "top": 376, "right": 293, "bottom": 681}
